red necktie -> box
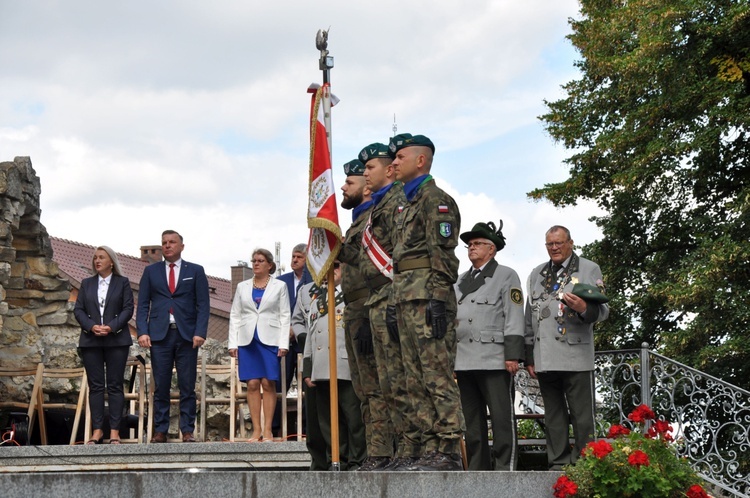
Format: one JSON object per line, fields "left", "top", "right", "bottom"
{"left": 169, "top": 263, "right": 176, "bottom": 293}
{"left": 169, "top": 263, "right": 176, "bottom": 317}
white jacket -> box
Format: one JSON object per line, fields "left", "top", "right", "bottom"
{"left": 228, "top": 277, "right": 290, "bottom": 351}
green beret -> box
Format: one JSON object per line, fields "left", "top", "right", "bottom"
{"left": 460, "top": 220, "right": 506, "bottom": 251}
{"left": 571, "top": 283, "right": 609, "bottom": 304}
{"left": 388, "top": 133, "right": 435, "bottom": 158}
{"left": 359, "top": 143, "right": 390, "bottom": 163}
{"left": 343, "top": 159, "right": 365, "bottom": 176}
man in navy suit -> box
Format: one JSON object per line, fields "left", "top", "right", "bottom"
{"left": 277, "top": 243, "right": 313, "bottom": 376}
{"left": 137, "top": 230, "right": 210, "bottom": 443}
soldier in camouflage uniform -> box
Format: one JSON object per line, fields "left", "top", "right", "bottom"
{"left": 358, "top": 142, "right": 421, "bottom": 471}
{"left": 389, "top": 133, "right": 465, "bottom": 471}
{"left": 337, "top": 158, "right": 396, "bottom": 470}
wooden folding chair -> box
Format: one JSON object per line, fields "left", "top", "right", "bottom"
{"left": 35, "top": 366, "right": 88, "bottom": 445}
{"left": 197, "top": 356, "right": 247, "bottom": 442}
{"left": 121, "top": 356, "right": 147, "bottom": 443}
{"left": 0, "top": 364, "right": 44, "bottom": 444}
{"left": 229, "top": 356, "right": 248, "bottom": 441}
{"left": 197, "top": 354, "right": 233, "bottom": 442}
{"left": 83, "top": 356, "right": 147, "bottom": 444}
{"left": 295, "top": 353, "right": 304, "bottom": 440}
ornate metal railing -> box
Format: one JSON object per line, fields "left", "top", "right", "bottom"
{"left": 514, "top": 344, "right": 749, "bottom": 495}
{"left": 592, "top": 343, "right": 750, "bottom": 498}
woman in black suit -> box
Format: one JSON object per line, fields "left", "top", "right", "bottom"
{"left": 74, "top": 246, "right": 134, "bottom": 445}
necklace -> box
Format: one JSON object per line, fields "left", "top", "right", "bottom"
{"left": 253, "top": 275, "right": 270, "bottom": 290}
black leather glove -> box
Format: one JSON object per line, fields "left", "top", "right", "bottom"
{"left": 355, "top": 319, "right": 374, "bottom": 355}
{"left": 425, "top": 299, "right": 447, "bottom": 339}
{"left": 386, "top": 305, "right": 399, "bottom": 343}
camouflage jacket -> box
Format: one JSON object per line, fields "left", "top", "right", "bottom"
{"left": 391, "top": 178, "right": 460, "bottom": 303}
{"left": 339, "top": 205, "right": 372, "bottom": 321}
{"left": 359, "top": 182, "right": 406, "bottom": 306}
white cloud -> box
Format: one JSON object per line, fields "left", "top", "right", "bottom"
{"left": 0, "top": 0, "right": 600, "bottom": 285}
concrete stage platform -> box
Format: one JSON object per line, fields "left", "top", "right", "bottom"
{"left": 0, "top": 442, "right": 561, "bottom": 497}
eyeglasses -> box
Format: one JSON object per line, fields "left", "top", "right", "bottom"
{"left": 251, "top": 259, "right": 267, "bottom": 264}
{"left": 465, "top": 241, "right": 493, "bottom": 249}
{"left": 545, "top": 241, "right": 570, "bottom": 248}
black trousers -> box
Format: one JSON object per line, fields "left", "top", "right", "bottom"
{"left": 305, "top": 382, "right": 328, "bottom": 470}
{"left": 457, "top": 370, "right": 517, "bottom": 470}
{"left": 80, "top": 345, "right": 130, "bottom": 431}
{"left": 537, "top": 370, "right": 595, "bottom": 469}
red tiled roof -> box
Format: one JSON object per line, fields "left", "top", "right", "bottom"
{"left": 50, "top": 237, "right": 232, "bottom": 315}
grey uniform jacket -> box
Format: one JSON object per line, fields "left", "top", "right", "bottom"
{"left": 454, "top": 259, "right": 525, "bottom": 371}
{"left": 302, "top": 286, "right": 351, "bottom": 383}
{"left": 291, "top": 282, "right": 317, "bottom": 341}
{"left": 524, "top": 253, "right": 608, "bottom": 372}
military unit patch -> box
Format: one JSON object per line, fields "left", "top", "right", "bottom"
{"left": 510, "top": 288, "right": 523, "bottom": 305}
{"left": 439, "top": 222, "right": 452, "bottom": 238}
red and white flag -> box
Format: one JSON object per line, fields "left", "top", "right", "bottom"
{"left": 306, "top": 83, "right": 341, "bottom": 285}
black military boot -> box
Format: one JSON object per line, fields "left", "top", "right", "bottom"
{"left": 407, "top": 451, "right": 463, "bottom": 471}
{"left": 357, "top": 456, "right": 391, "bottom": 471}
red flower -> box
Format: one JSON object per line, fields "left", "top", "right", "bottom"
{"left": 627, "top": 449, "right": 650, "bottom": 467}
{"left": 553, "top": 475, "right": 578, "bottom": 498}
{"left": 628, "top": 404, "right": 656, "bottom": 423}
{"left": 583, "top": 440, "right": 614, "bottom": 459}
{"left": 607, "top": 424, "right": 631, "bottom": 438}
{"left": 686, "top": 484, "right": 709, "bottom": 498}
{"left": 647, "top": 420, "right": 674, "bottom": 441}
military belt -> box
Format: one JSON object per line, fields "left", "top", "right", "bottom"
{"left": 343, "top": 288, "right": 369, "bottom": 305}
{"left": 365, "top": 274, "right": 391, "bottom": 291}
{"left": 394, "top": 257, "right": 431, "bottom": 274}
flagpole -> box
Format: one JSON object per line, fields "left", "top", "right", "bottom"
{"left": 316, "top": 28, "right": 340, "bottom": 472}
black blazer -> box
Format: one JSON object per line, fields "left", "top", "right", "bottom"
{"left": 74, "top": 274, "right": 134, "bottom": 348}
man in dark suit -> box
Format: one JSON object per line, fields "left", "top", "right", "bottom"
{"left": 137, "top": 230, "right": 210, "bottom": 443}
{"left": 276, "top": 243, "right": 312, "bottom": 437}
{"left": 276, "top": 243, "right": 313, "bottom": 379}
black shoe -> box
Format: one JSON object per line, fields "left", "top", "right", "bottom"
{"left": 407, "top": 451, "right": 463, "bottom": 471}
{"left": 386, "top": 456, "right": 420, "bottom": 471}
{"left": 357, "top": 456, "right": 391, "bottom": 471}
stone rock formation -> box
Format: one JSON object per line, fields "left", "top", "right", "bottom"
{"left": 1, "top": 157, "right": 82, "bottom": 403}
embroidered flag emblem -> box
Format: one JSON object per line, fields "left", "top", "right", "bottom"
{"left": 438, "top": 205, "right": 449, "bottom": 213}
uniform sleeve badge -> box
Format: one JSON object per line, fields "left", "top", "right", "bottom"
{"left": 510, "top": 288, "right": 523, "bottom": 305}
{"left": 439, "top": 222, "right": 452, "bottom": 238}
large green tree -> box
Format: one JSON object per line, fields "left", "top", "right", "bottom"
{"left": 533, "top": 0, "right": 750, "bottom": 388}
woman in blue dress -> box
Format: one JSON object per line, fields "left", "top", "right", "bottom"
{"left": 228, "top": 248, "right": 290, "bottom": 442}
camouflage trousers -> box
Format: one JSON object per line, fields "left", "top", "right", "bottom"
{"left": 396, "top": 299, "right": 465, "bottom": 455}
{"left": 370, "top": 298, "right": 422, "bottom": 457}
{"left": 344, "top": 312, "right": 395, "bottom": 458}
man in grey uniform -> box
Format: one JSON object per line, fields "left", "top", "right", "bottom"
{"left": 454, "top": 220, "right": 524, "bottom": 471}
{"left": 525, "top": 225, "right": 609, "bottom": 470}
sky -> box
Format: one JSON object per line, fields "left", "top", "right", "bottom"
{"left": 0, "top": 0, "right": 602, "bottom": 284}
